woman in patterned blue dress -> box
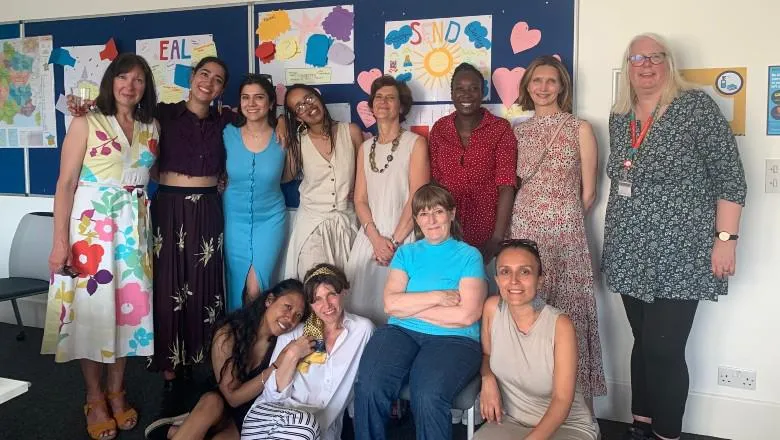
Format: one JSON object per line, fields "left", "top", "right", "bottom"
{"left": 602, "top": 33, "right": 746, "bottom": 440}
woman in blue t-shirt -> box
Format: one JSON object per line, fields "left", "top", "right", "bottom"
{"left": 353, "top": 183, "right": 487, "bottom": 440}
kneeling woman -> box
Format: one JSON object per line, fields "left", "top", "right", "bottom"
{"left": 145, "top": 280, "right": 307, "bottom": 440}
{"left": 242, "top": 263, "right": 374, "bottom": 440}
{"left": 475, "top": 240, "right": 598, "bottom": 440}
{"left": 354, "top": 183, "right": 487, "bottom": 440}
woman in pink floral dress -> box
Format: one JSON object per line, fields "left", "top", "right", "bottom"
{"left": 509, "top": 55, "right": 606, "bottom": 401}
{"left": 42, "top": 53, "right": 159, "bottom": 440}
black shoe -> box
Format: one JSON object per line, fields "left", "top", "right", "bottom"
{"left": 623, "top": 423, "right": 653, "bottom": 440}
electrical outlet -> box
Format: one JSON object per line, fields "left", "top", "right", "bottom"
{"left": 718, "top": 366, "right": 757, "bottom": 390}
{"left": 766, "top": 159, "right": 780, "bottom": 193}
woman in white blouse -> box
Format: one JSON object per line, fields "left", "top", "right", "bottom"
{"left": 241, "top": 263, "right": 374, "bottom": 440}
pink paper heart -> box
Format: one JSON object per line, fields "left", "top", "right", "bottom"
{"left": 510, "top": 22, "right": 541, "bottom": 54}
{"left": 275, "top": 83, "right": 286, "bottom": 104}
{"left": 357, "top": 68, "right": 383, "bottom": 95}
{"left": 553, "top": 54, "right": 561, "bottom": 61}
{"left": 492, "top": 67, "right": 526, "bottom": 109}
{"left": 357, "top": 101, "right": 376, "bottom": 127}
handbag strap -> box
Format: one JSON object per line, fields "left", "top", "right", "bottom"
{"left": 521, "top": 113, "right": 572, "bottom": 186}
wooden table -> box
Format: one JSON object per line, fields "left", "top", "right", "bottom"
{"left": 0, "top": 377, "right": 30, "bottom": 405}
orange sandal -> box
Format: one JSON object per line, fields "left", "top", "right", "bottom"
{"left": 107, "top": 390, "right": 139, "bottom": 431}
{"left": 84, "top": 397, "right": 118, "bottom": 440}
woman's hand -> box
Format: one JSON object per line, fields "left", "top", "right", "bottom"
{"left": 276, "top": 116, "right": 288, "bottom": 148}
{"left": 66, "top": 95, "right": 94, "bottom": 117}
{"left": 48, "top": 239, "right": 70, "bottom": 275}
{"left": 712, "top": 239, "right": 737, "bottom": 279}
{"left": 480, "top": 374, "right": 503, "bottom": 424}
{"left": 436, "top": 290, "right": 461, "bottom": 307}
{"left": 279, "top": 335, "right": 315, "bottom": 362}
{"left": 370, "top": 235, "right": 396, "bottom": 266}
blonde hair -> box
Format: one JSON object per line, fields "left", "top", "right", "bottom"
{"left": 518, "top": 55, "right": 573, "bottom": 113}
{"left": 612, "top": 33, "right": 692, "bottom": 115}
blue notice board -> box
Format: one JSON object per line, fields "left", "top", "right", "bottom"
{"left": 0, "top": 23, "right": 25, "bottom": 194}
{"left": 24, "top": 6, "right": 248, "bottom": 195}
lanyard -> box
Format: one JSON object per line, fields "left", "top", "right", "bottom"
{"left": 623, "top": 105, "right": 659, "bottom": 170}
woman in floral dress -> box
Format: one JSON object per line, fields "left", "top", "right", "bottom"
{"left": 508, "top": 55, "right": 606, "bottom": 401}
{"left": 42, "top": 53, "right": 159, "bottom": 440}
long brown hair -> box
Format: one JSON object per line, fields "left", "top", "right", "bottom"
{"left": 411, "top": 183, "right": 463, "bottom": 241}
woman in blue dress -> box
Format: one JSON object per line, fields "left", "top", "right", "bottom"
{"left": 223, "top": 74, "right": 295, "bottom": 312}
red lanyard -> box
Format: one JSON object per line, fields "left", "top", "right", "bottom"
{"left": 623, "top": 106, "right": 658, "bottom": 170}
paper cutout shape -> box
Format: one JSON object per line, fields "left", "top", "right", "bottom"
{"left": 465, "top": 21, "right": 492, "bottom": 49}
{"left": 510, "top": 22, "right": 541, "bottom": 54}
{"left": 256, "top": 42, "right": 276, "bottom": 64}
{"left": 192, "top": 42, "right": 218, "bottom": 64}
{"left": 492, "top": 67, "right": 526, "bottom": 109}
{"left": 275, "top": 83, "right": 287, "bottom": 104}
{"left": 99, "top": 38, "right": 118, "bottom": 61}
{"left": 257, "top": 10, "right": 291, "bottom": 41}
{"left": 291, "top": 11, "right": 324, "bottom": 45}
{"left": 357, "top": 100, "right": 376, "bottom": 127}
{"left": 396, "top": 72, "right": 412, "bottom": 83}
{"left": 305, "top": 34, "right": 331, "bottom": 67}
{"left": 385, "top": 25, "right": 413, "bottom": 49}
{"left": 328, "top": 42, "right": 354, "bottom": 65}
{"left": 357, "top": 68, "right": 383, "bottom": 95}
{"left": 409, "top": 125, "right": 430, "bottom": 139}
{"left": 276, "top": 38, "right": 299, "bottom": 60}
{"left": 55, "top": 94, "right": 69, "bottom": 114}
{"left": 322, "top": 6, "right": 354, "bottom": 42}
{"left": 173, "top": 64, "right": 192, "bottom": 89}
{"left": 159, "top": 84, "right": 186, "bottom": 103}
{"left": 553, "top": 54, "right": 561, "bottom": 61}
{"left": 49, "top": 48, "right": 76, "bottom": 67}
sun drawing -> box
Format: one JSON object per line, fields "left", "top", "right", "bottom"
{"left": 413, "top": 41, "right": 462, "bottom": 89}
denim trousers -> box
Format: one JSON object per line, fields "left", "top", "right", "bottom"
{"left": 353, "top": 324, "right": 481, "bottom": 440}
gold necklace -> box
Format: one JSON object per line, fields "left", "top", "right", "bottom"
{"left": 369, "top": 129, "right": 404, "bottom": 173}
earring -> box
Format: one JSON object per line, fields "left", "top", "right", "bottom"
{"left": 297, "top": 122, "right": 308, "bottom": 136}
{"left": 217, "top": 97, "right": 223, "bottom": 115}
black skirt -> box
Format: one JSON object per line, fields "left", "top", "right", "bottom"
{"left": 148, "top": 185, "right": 225, "bottom": 372}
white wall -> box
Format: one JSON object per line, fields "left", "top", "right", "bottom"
{"left": 2, "top": 1, "right": 780, "bottom": 438}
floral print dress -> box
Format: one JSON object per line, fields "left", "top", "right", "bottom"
{"left": 41, "top": 112, "right": 159, "bottom": 363}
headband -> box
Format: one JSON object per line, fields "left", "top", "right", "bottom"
{"left": 304, "top": 267, "right": 338, "bottom": 285}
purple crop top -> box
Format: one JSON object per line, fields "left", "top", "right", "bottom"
{"left": 156, "top": 101, "right": 234, "bottom": 177}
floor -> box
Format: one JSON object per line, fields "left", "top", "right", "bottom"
{"left": 0, "top": 323, "right": 727, "bottom": 439}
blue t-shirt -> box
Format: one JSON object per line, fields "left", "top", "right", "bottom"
{"left": 388, "top": 237, "right": 485, "bottom": 341}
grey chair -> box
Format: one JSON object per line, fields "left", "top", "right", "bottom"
{"left": 0, "top": 212, "right": 54, "bottom": 341}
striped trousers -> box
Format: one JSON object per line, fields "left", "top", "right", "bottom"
{"left": 241, "top": 402, "right": 321, "bottom": 440}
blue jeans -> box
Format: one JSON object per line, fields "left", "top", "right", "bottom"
{"left": 353, "top": 324, "right": 481, "bottom": 440}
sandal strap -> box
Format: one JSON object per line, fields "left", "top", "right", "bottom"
{"left": 113, "top": 406, "right": 139, "bottom": 429}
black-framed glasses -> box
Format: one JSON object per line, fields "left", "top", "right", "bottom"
{"left": 627, "top": 52, "right": 666, "bottom": 67}
{"left": 294, "top": 94, "right": 317, "bottom": 115}
{"left": 58, "top": 265, "right": 80, "bottom": 278}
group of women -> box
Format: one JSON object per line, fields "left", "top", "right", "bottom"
{"left": 40, "top": 29, "right": 745, "bottom": 440}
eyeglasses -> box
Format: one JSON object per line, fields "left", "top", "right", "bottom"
{"left": 627, "top": 52, "right": 666, "bottom": 67}
{"left": 293, "top": 94, "right": 317, "bottom": 115}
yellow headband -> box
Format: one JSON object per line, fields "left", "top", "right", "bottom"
{"left": 304, "top": 267, "right": 337, "bottom": 285}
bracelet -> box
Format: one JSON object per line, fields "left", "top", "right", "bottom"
{"left": 390, "top": 237, "right": 400, "bottom": 247}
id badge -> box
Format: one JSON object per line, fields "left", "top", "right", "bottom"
{"left": 618, "top": 180, "right": 632, "bottom": 197}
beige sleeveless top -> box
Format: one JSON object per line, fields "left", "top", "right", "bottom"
{"left": 490, "top": 302, "right": 597, "bottom": 437}
{"left": 298, "top": 122, "right": 355, "bottom": 212}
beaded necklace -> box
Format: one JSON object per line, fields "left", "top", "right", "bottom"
{"left": 369, "top": 129, "right": 405, "bottom": 173}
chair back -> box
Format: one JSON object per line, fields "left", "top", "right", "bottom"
{"left": 9, "top": 212, "right": 54, "bottom": 281}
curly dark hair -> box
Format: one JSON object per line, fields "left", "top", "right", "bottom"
{"left": 450, "top": 62, "right": 486, "bottom": 96}
{"left": 213, "top": 279, "right": 308, "bottom": 386}
{"left": 283, "top": 84, "right": 336, "bottom": 177}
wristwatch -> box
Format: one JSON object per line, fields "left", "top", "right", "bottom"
{"left": 715, "top": 231, "right": 739, "bottom": 241}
